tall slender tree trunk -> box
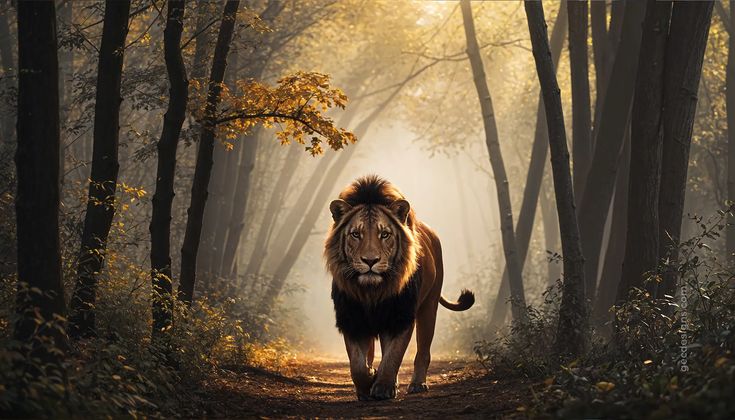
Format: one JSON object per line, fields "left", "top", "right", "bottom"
{"left": 15, "top": 0, "right": 67, "bottom": 365}
{"left": 618, "top": 0, "right": 671, "bottom": 304}
{"left": 525, "top": 0, "right": 588, "bottom": 357}
{"left": 540, "top": 172, "right": 562, "bottom": 287}
{"left": 150, "top": 0, "right": 188, "bottom": 337}
{"left": 595, "top": 134, "right": 630, "bottom": 330}
{"left": 178, "top": 0, "right": 240, "bottom": 305}
{"left": 69, "top": 0, "right": 131, "bottom": 338}
{"left": 726, "top": 1, "right": 735, "bottom": 266}
{"left": 568, "top": 0, "right": 592, "bottom": 204}
{"left": 589, "top": 0, "right": 606, "bottom": 109}
{"left": 203, "top": 47, "right": 240, "bottom": 277}
{"left": 461, "top": 0, "right": 526, "bottom": 323}
{"left": 0, "top": 1, "right": 14, "bottom": 146}
{"left": 577, "top": 0, "right": 646, "bottom": 303}
{"left": 658, "top": 1, "right": 714, "bottom": 299}
{"left": 489, "top": 4, "right": 566, "bottom": 326}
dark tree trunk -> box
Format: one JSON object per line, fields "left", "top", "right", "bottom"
{"left": 577, "top": 0, "right": 646, "bottom": 303}
{"left": 525, "top": 0, "right": 588, "bottom": 357}
{"left": 210, "top": 139, "right": 242, "bottom": 277}
{"left": 595, "top": 134, "right": 630, "bottom": 331}
{"left": 540, "top": 173, "right": 562, "bottom": 287}
{"left": 15, "top": 0, "right": 67, "bottom": 363}
{"left": 658, "top": 1, "right": 714, "bottom": 299}
{"left": 219, "top": 129, "right": 259, "bottom": 279}
{"left": 567, "top": 0, "right": 592, "bottom": 204}
{"left": 489, "top": 3, "right": 566, "bottom": 327}
{"left": 0, "top": 1, "right": 14, "bottom": 146}
{"left": 462, "top": 0, "right": 526, "bottom": 323}
{"left": 150, "top": 0, "right": 188, "bottom": 337}
{"left": 69, "top": 0, "right": 131, "bottom": 339}
{"left": 617, "top": 0, "right": 671, "bottom": 304}
{"left": 178, "top": 0, "right": 240, "bottom": 305}
{"left": 589, "top": 0, "right": 606, "bottom": 107}
{"left": 727, "top": 1, "right": 735, "bottom": 266}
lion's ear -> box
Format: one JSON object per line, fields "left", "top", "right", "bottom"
{"left": 389, "top": 199, "right": 411, "bottom": 224}
{"left": 329, "top": 199, "right": 352, "bottom": 222}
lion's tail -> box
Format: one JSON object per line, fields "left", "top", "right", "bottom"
{"left": 439, "top": 289, "right": 475, "bottom": 311}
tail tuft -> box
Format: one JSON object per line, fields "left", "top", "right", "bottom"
{"left": 440, "top": 289, "right": 475, "bottom": 311}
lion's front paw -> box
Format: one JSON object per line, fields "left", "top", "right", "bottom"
{"left": 407, "top": 382, "right": 429, "bottom": 393}
{"left": 370, "top": 381, "right": 398, "bottom": 400}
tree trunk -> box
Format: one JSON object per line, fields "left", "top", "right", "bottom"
{"left": 15, "top": 0, "right": 67, "bottom": 365}
{"left": 69, "top": 0, "right": 131, "bottom": 339}
{"left": 540, "top": 172, "right": 562, "bottom": 287}
{"left": 461, "top": 0, "right": 526, "bottom": 323}
{"left": 617, "top": 0, "right": 671, "bottom": 304}
{"left": 191, "top": 1, "right": 217, "bottom": 81}
{"left": 0, "top": 1, "right": 14, "bottom": 146}
{"left": 178, "top": 0, "right": 240, "bottom": 305}
{"left": 525, "top": 0, "right": 588, "bottom": 357}
{"left": 577, "top": 0, "right": 646, "bottom": 303}
{"left": 589, "top": 0, "right": 606, "bottom": 108}
{"left": 567, "top": 0, "right": 592, "bottom": 204}
{"left": 489, "top": 4, "right": 566, "bottom": 327}
{"left": 658, "top": 1, "right": 714, "bottom": 299}
{"left": 727, "top": 1, "right": 735, "bottom": 266}
{"left": 219, "top": 130, "right": 259, "bottom": 279}
{"left": 595, "top": 133, "right": 630, "bottom": 331}
{"left": 202, "top": 47, "right": 240, "bottom": 277}
{"left": 149, "top": 0, "right": 188, "bottom": 337}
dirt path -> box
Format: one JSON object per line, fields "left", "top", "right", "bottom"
{"left": 192, "top": 356, "right": 532, "bottom": 418}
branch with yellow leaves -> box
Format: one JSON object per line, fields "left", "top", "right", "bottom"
{"left": 189, "top": 71, "right": 356, "bottom": 155}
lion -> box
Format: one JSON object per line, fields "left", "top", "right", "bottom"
{"left": 325, "top": 175, "right": 475, "bottom": 401}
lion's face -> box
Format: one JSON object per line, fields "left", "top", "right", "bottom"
{"left": 342, "top": 207, "right": 398, "bottom": 286}
{"left": 327, "top": 198, "right": 413, "bottom": 288}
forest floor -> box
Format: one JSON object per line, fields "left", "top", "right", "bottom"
{"left": 182, "top": 356, "right": 533, "bottom": 418}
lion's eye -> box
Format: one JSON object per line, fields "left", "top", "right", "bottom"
{"left": 380, "top": 231, "right": 391, "bottom": 239}
{"left": 350, "top": 232, "right": 361, "bottom": 239}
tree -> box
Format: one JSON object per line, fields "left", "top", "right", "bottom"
{"left": 525, "top": 0, "right": 587, "bottom": 357}
{"left": 179, "top": 0, "right": 242, "bottom": 305}
{"left": 15, "top": 0, "right": 66, "bottom": 365}
{"left": 69, "top": 0, "right": 131, "bottom": 339}
{"left": 461, "top": 0, "right": 526, "bottom": 323}
{"left": 489, "top": 4, "right": 566, "bottom": 326}
{"left": 589, "top": 0, "right": 606, "bottom": 105}
{"left": 149, "top": 0, "right": 188, "bottom": 337}
{"left": 617, "top": 0, "right": 671, "bottom": 305}
{"left": 577, "top": 0, "right": 646, "bottom": 302}
{"left": 658, "top": 1, "right": 714, "bottom": 298}
{"left": 567, "top": 0, "right": 592, "bottom": 203}
{"left": 727, "top": 1, "right": 735, "bottom": 266}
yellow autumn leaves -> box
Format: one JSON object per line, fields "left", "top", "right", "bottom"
{"left": 189, "top": 72, "right": 357, "bottom": 156}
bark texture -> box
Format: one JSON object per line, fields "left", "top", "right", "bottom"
{"left": 618, "top": 0, "right": 671, "bottom": 304}
{"left": 462, "top": 0, "right": 526, "bottom": 323}
{"left": 658, "top": 1, "right": 714, "bottom": 298}
{"left": 150, "top": 0, "right": 188, "bottom": 336}
{"left": 69, "top": 0, "right": 131, "bottom": 338}
{"left": 727, "top": 1, "right": 735, "bottom": 266}
{"left": 179, "top": 0, "right": 240, "bottom": 305}
{"left": 525, "top": 0, "right": 588, "bottom": 357}
{"left": 15, "top": 0, "right": 67, "bottom": 363}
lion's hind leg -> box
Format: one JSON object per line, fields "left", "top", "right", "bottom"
{"left": 345, "top": 336, "right": 376, "bottom": 401}
{"left": 408, "top": 295, "right": 439, "bottom": 393}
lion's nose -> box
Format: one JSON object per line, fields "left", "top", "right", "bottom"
{"left": 361, "top": 257, "right": 379, "bottom": 268}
